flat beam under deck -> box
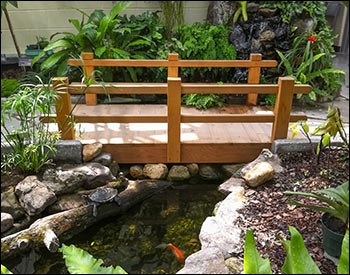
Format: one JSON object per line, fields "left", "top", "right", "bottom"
{"left": 71, "top": 104, "right": 306, "bottom": 163}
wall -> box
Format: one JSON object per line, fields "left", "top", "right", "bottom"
{"left": 1, "top": 1, "right": 209, "bottom": 55}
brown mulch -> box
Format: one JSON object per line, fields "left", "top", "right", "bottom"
{"left": 237, "top": 146, "right": 349, "bottom": 274}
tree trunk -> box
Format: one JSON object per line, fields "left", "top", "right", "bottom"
{"left": 4, "top": 8, "right": 21, "bottom": 57}
{"left": 1, "top": 179, "right": 172, "bottom": 261}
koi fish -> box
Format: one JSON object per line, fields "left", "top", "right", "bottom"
{"left": 167, "top": 243, "right": 185, "bottom": 263}
{"left": 156, "top": 243, "right": 185, "bottom": 263}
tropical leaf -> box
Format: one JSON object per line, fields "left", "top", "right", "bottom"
{"left": 60, "top": 243, "right": 127, "bottom": 274}
{"left": 280, "top": 226, "right": 321, "bottom": 274}
{"left": 243, "top": 230, "right": 272, "bottom": 274}
{"left": 338, "top": 229, "right": 349, "bottom": 274}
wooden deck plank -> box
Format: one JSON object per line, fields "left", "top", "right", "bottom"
{"left": 69, "top": 103, "right": 308, "bottom": 163}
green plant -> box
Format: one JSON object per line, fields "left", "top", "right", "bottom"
{"left": 1, "top": 78, "right": 20, "bottom": 97}
{"left": 182, "top": 93, "right": 223, "bottom": 110}
{"left": 60, "top": 243, "right": 127, "bottom": 274}
{"left": 244, "top": 225, "right": 349, "bottom": 274}
{"left": 276, "top": 49, "right": 345, "bottom": 103}
{"left": 289, "top": 106, "right": 349, "bottom": 163}
{"left": 31, "top": 2, "right": 133, "bottom": 80}
{"left": 1, "top": 76, "right": 60, "bottom": 173}
{"left": 276, "top": 28, "right": 345, "bottom": 103}
{"left": 233, "top": 1, "right": 248, "bottom": 23}
{"left": 284, "top": 181, "right": 349, "bottom": 227}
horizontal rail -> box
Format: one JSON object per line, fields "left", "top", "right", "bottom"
{"left": 66, "top": 82, "right": 312, "bottom": 95}
{"left": 68, "top": 59, "right": 278, "bottom": 68}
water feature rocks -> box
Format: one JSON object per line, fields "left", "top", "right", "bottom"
{"left": 167, "top": 165, "right": 191, "bottom": 181}
{"left": 143, "top": 163, "right": 168, "bottom": 179}
{"left": 129, "top": 165, "right": 144, "bottom": 179}
{"left": 1, "top": 187, "right": 25, "bottom": 219}
{"left": 83, "top": 142, "right": 103, "bottom": 162}
{"left": 42, "top": 162, "right": 115, "bottom": 194}
{"left": 15, "top": 176, "right": 57, "bottom": 216}
{"left": 240, "top": 148, "right": 283, "bottom": 187}
{"left": 177, "top": 246, "right": 230, "bottom": 274}
{"left": 1, "top": 213, "right": 14, "bottom": 233}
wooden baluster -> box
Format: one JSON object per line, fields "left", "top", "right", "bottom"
{"left": 52, "top": 77, "right": 75, "bottom": 140}
{"left": 168, "top": 53, "right": 179, "bottom": 77}
{"left": 271, "top": 77, "right": 295, "bottom": 141}
{"left": 167, "top": 77, "right": 182, "bottom": 162}
{"left": 246, "top": 53, "right": 262, "bottom": 105}
{"left": 82, "top": 52, "right": 97, "bottom": 105}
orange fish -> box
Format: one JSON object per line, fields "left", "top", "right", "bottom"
{"left": 156, "top": 243, "right": 185, "bottom": 264}
{"left": 167, "top": 243, "right": 185, "bottom": 264}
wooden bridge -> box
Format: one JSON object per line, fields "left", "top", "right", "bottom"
{"left": 47, "top": 52, "right": 312, "bottom": 164}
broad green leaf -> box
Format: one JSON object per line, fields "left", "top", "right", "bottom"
{"left": 338, "top": 229, "right": 349, "bottom": 274}
{"left": 40, "top": 51, "right": 67, "bottom": 71}
{"left": 243, "top": 230, "right": 272, "bottom": 274}
{"left": 95, "top": 46, "right": 106, "bottom": 58}
{"left": 31, "top": 50, "right": 46, "bottom": 66}
{"left": 321, "top": 133, "right": 331, "bottom": 148}
{"left": 109, "top": 1, "right": 132, "bottom": 19}
{"left": 60, "top": 243, "right": 127, "bottom": 274}
{"left": 43, "top": 39, "right": 72, "bottom": 51}
{"left": 69, "top": 19, "right": 81, "bottom": 31}
{"left": 308, "top": 91, "right": 317, "bottom": 101}
{"left": 291, "top": 128, "right": 298, "bottom": 139}
{"left": 1, "top": 265, "right": 13, "bottom": 274}
{"left": 281, "top": 226, "right": 321, "bottom": 274}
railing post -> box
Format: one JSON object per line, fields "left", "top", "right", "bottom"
{"left": 52, "top": 77, "right": 75, "bottom": 140}
{"left": 167, "top": 77, "right": 182, "bottom": 162}
{"left": 168, "top": 53, "right": 179, "bottom": 77}
{"left": 82, "top": 52, "right": 97, "bottom": 105}
{"left": 271, "top": 77, "right": 295, "bottom": 141}
{"left": 246, "top": 53, "right": 262, "bottom": 105}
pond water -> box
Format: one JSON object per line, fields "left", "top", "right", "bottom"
{"left": 4, "top": 183, "right": 226, "bottom": 274}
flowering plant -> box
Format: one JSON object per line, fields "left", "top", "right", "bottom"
{"left": 277, "top": 30, "right": 345, "bottom": 103}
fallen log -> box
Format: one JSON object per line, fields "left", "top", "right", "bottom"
{"left": 1, "top": 179, "right": 172, "bottom": 261}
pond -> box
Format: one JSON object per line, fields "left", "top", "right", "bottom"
{"left": 4, "top": 183, "right": 226, "bottom": 274}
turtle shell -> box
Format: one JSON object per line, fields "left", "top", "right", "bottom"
{"left": 87, "top": 187, "right": 118, "bottom": 203}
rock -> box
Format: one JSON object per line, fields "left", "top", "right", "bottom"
{"left": 199, "top": 164, "right": 222, "bottom": 181}
{"left": 176, "top": 247, "right": 230, "bottom": 274}
{"left": 186, "top": 163, "right": 199, "bottom": 176}
{"left": 1, "top": 212, "right": 14, "bottom": 233}
{"left": 218, "top": 177, "right": 245, "bottom": 195}
{"left": 109, "top": 161, "right": 121, "bottom": 177}
{"left": 15, "top": 176, "right": 57, "bottom": 216}
{"left": 143, "top": 164, "right": 168, "bottom": 179}
{"left": 91, "top": 152, "right": 112, "bottom": 166}
{"left": 129, "top": 165, "right": 144, "bottom": 179}
{"left": 242, "top": 161, "right": 275, "bottom": 187}
{"left": 167, "top": 165, "right": 191, "bottom": 181}
{"left": 83, "top": 142, "right": 103, "bottom": 162}
{"left": 1, "top": 187, "right": 26, "bottom": 219}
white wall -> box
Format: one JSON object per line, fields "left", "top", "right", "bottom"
{"left": 1, "top": 1, "right": 210, "bottom": 55}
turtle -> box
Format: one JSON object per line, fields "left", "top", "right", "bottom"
{"left": 82, "top": 187, "right": 121, "bottom": 217}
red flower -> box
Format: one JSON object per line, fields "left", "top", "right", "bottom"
{"left": 308, "top": 35, "right": 317, "bottom": 42}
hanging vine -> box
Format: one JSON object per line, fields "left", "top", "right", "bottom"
{"left": 159, "top": 1, "right": 184, "bottom": 39}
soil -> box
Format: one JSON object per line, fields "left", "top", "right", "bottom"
{"left": 238, "top": 146, "right": 349, "bottom": 274}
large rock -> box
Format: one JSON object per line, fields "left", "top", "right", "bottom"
{"left": 167, "top": 165, "right": 191, "bottom": 181}
{"left": 1, "top": 212, "right": 14, "bottom": 233}
{"left": 242, "top": 161, "right": 275, "bottom": 187}
{"left": 15, "top": 176, "right": 57, "bottom": 216}
{"left": 143, "top": 164, "right": 168, "bottom": 179}
{"left": 176, "top": 247, "right": 230, "bottom": 274}
{"left": 83, "top": 142, "right": 103, "bottom": 162}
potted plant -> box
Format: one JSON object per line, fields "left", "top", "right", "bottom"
{"left": 284, "top": 181, "right": 349, "bottom": 258}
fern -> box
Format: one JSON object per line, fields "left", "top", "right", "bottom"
{"left": 182, "top": 94, "right": 223, "bottom": 110}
